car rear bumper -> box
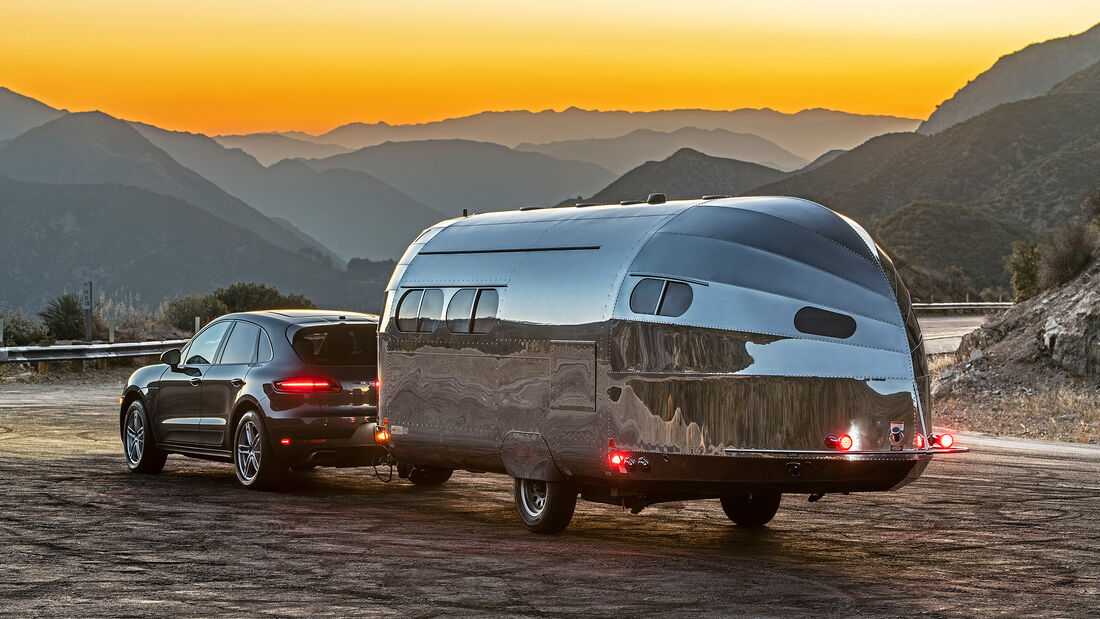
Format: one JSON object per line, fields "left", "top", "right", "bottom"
{"left": 269, "top": 417, "right": 388, "bottom": 467}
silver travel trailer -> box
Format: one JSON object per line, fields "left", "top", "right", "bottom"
{"left": 377, "top": 196, "right": 965, "bottom": 533}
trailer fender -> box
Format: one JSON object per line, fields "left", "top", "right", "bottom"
{"left": 500, "top": 431, "right": 568, "bottom": 482}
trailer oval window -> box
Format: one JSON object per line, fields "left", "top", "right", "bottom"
{"left": 418, "top": 289, "right": 444, "bottom": 332}
{"left": 629, "top": 278, "right": 664, "bottom": 314}
{"left": 396, "top": 290, "right": 423, "bottom": 332}
{"left": 794, "top": 306, "right": 857, "bottom": 339}
{"left": 446, "top": 289, "right": 477, "bottom": 333}
{"left": 471, "top": 289, "right": 498, "bottom": 334}
{"left": 657, "top": 281, "right": 692, "bottom": 317}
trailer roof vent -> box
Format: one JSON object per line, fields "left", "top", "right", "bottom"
{"left": 575, "top": 202, "right": 598, "bottom": 207}
{"left": 646, "top": 193, "right": 666, "bottom": 204}
{"left": 519, "top": 206, "right": 543, "bottom": 211}
{"left": 620, "top": 200, "right": 644, "bottom": 205}
{"left": 701, "top": 195, "right": 730, "bottom": 200}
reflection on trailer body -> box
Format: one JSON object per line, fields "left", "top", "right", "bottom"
{"left": 378, "top": 196, "right": 960, "bottom": 532}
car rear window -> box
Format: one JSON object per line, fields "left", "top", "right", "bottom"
{"left": 292, "top": 324, "right": 377, "bottom": 366}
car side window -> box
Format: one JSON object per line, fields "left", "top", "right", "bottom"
{"left": 183, "top": 321, "right": 231, "bottom": 365}
{"left": 257, "top": 327, "right": 274, "bottom": 363}
{"left": 219, "top": 321, "right": 260, "bottom": 365}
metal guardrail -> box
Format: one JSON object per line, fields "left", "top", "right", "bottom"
{"left": 0, "top": 340, "right": 188, "bottom": 363}
{"left": 912, "top": 302, "right": 1012, "bottom": 312}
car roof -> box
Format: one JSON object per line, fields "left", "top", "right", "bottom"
{"left": 225, "top": 309, "right": 380, "bottom": 326}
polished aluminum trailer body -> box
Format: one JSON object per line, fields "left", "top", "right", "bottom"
{"left": 378, "top": 197, "right": 941, "bottom": 506}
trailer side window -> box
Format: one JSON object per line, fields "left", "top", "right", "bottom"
{"left": 657, "top": 281, "right": 692, "bottom": 317}
{"left": 629, "top": 278, "right": 664, "bottom": 314}
{"left": 471, "top": 289, "right": 498, "bottom": 334}
{"left": 446, "top": 289, "right": 477, "bottom": 333}
{"left": 418, "top": 289, "right": 444, "bottom": 332}
{"left": 794, "top": 306, "right": 856, "bottom": 339}
{"left": 396, "top": 290, "right": 423, "bottom": 332}
{"left": 630, "top": 278, "right": 692, "bottom": 317}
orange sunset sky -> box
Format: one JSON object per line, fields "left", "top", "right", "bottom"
{"left": 2, "top": 1, "right": 1098, "bottom": 135}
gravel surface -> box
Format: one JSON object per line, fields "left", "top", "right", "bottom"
{"left": 1, "top": 381, "right": 1098, "bottom": 616}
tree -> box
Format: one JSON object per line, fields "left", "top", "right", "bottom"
{"left": 39, "top": 293, "right": 85, "bottom": 340}
{"left": 0, "top": 308, "right": 48, "bottom": 346}
{"left": 162, "top": 295, "right": 229, "bottom": 332}
{"left": 1006, "top": 241, "right": 1040, "bottom": 302}
{"left": 211, "top": 282, "right": 315, "bottom": 314}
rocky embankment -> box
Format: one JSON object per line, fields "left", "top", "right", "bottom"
{"left": 932, "top": 259, "right": 1100, "bottom": 443}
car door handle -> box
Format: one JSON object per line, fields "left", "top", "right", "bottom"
{"left": 189, "top": 377, "right": 202, "bottom": 386}
{"left": 230, "top": 378, "right": 244, "bottom": 387}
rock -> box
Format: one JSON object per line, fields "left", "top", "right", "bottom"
{"left": 1055, "top": 413, "right": 1078, "bottom": 421}
{"left": 970, "top": 348, "right": 984, "bottom": 361}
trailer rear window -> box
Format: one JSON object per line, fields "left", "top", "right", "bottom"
{"left": 447, "top": 288, "right": 499, "bottom": 334}
{"left": 629, "top": 278, "right": 693, "bottom": 317}
{"left": 396, "top": 288, "right": 443, "bottom": 333}
{"left": 292, "top": 324, "right": 378, "bottom": 366}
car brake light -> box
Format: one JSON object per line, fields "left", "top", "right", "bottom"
{"left": 376, "top": 429, "right": 391, "bottom": 443}
{"left": 280, "top": 438, "right": 291, "bottom": 445}
{"left": 273, "top": 376, "right": 342, "bottom": 394}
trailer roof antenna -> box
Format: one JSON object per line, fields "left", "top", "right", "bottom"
{"left": 463, "top": 209, "right": 468, "bottom": 217}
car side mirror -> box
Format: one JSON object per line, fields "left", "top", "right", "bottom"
{"left": 160, "top": 348, "right": 181, "bottom": 367}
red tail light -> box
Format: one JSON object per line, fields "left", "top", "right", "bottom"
{"left": 916, "top": 433, "right": 926, "bottom": 449}
{"left": 931, "top": 433, "right": 955, "bottom": 449}
{"left": 280, "top": 438, "right": 291, "bottom": 445}
{"left": 375, "top": 429, "right": 391, "bottom": 443}
{"left": 272, "top": 376, "right": 342, "bottom": 394}
{"left": 824, "top": 434, "right": 854, "bottom": 451}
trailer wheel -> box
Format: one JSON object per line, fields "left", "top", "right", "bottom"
{"left": 514, "top": 478, "right": 577, "bottom": 534}
{"left": 408, "top": 466, "right": 453, "bottom": 485}
{"left": 720, "top": 492, "right": 781, "bottom": 527}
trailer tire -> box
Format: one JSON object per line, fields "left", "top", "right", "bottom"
{"left": 720, "top": 492, "right": 781, "bottom": 527}
{"left": 514, "top": 477, "right": 577, "bottom": 534}
{"left": 408, "top": 466, "right": 453, "bottom": 485}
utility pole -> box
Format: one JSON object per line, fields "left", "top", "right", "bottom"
{"left": 82, "top": 281, "right": 93, "bottom": 341}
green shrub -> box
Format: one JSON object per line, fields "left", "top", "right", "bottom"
{"left": 0, "top": 308, "right": 48, "bottom": 346}
{"left": 1039, "top": 222, "right": 1097, "bottom": 290}
{"left": 212, "top": 282, "right": 315, "bottom": 313}
{"left": 39, "top": 293, "right": 85, "bottom": 340}
{"left": 1006, "top": 241, "right": 1040, "bottom": 302}
{"left": 162, "top": 294, "right": 229, "bottom": 332}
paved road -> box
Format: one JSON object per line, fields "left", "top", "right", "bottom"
{"left": 1, "top": 382, "right": 1097, "bottom": 616}
{"left": 917, "top": 315, "right": 989, "bottom": 354}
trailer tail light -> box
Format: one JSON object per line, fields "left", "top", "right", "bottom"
{"left": 915, "top": 433, "right": 926, "bottom": 449}
{"left": 931, "top": 433, "right": 955, "bottom": 448}
{"left": 272, "top": 376, "right": 342, "bottom": 394}
{"left": 376, "top": 429, "right": 391, "bottom": 443}
{"left": 609, "top": 452, "right": 626, "bottom": 466}
{"left": 824, "top": 434, "right": 853, "bottom": 451}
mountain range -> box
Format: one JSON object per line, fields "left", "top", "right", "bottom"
{"left": 271, "top": 107, "right": 918, "bottom": 161}
{"left": 515, "top": 127, "right": 807, "bottom": 174}
{"left": 919, "top": 22, "right": 1100, "bottom": 135}
{"left": 305, "top": 139, "right": 615, "bottom": 215}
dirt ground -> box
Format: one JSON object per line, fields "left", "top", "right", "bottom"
{"left": 0, "top": 380, "right": 1098, "bottom": 616}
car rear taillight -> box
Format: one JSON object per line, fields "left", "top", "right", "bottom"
{"left": 272, "top": 376, "right": 342, "bottom": 394}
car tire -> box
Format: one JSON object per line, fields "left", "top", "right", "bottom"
{"left": 234, "top": 411, "right": 286, "bottom": 490}
{"left": 513, "top": 477, "right": 577, "bottom": 534}
{"left": 122, "top": 400, "right": 167, "bottom": 474}
{"left": 720, "top": 492, "right": 782, "bottom": 526}
{"left": 408, "top": 466, "right": 453, "bottom": 485}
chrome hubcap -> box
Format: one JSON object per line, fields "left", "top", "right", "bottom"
{"left": 124, "top": 410, "right": 144, "bottom": 465}
{"left": 519, "top": 479, "right": 548, "bottom": 518}
{"left": 236, "top": 420, "right": 262, "bottom": 482}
